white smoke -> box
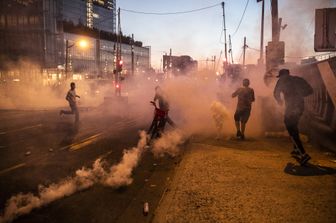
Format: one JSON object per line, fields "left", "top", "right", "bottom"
{"left": 103, "top": 130, "right": 147, "bottom": 187}
{"left": 149, "top": 100, "right": 230, "bottom": 159}
{"left": 152, "top": 129, "right": 186, "bottom": 157}
{"left": 0, "top": 131, "right": 147, "bottom": 223}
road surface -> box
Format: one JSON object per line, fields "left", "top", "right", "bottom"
{"left": 0, "top": 107, "right": 179, "bottom": 223}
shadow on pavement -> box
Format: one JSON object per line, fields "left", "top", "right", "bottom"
{"left": 58, "top": 122, "right": 79, "bottom": 147}
{"left": 284, "top": 162, "right": 336, "bottom": 176}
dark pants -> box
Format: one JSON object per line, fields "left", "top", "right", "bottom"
{"left": 62, "top": 103, "right": 79, "bottom": 122}
{"left": 234, "top": 108, "right": 251, "bottom": 123}
{"left": 147, "top": 117, "right": 167, "bottom": 139}
{"left": 284, "top": 112, "right": 306, "bottom": 155}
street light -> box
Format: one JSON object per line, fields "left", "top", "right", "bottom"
{"left": 65, "top": 39, "right": 88, "bottom": 79}
{"left": 78, "top": 39, "right": 88, "bottom": 49}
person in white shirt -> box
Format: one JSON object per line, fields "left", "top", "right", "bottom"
{"left": 60, "top": 82, "right": 80, "bottom": 122}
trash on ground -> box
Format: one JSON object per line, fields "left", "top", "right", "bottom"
{"left": 143, "top": 202, "right": 149, "bottom": 216}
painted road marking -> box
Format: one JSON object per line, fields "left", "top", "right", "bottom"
{"left": 60, "top": 119, "right": 137, "bottom": 152}
{"left": 59, "top": 116, "right": 135, "bottom": 151}
{"left": 0, "top": 124, "right": 43, "bottom": 135}
{"left": 0, "top": 163, "right": 26, "bottom": 176}
{"left": 59, "top": 133, "right": 104, "bottom": 151}
{"left": 69, "top": 133, "right": 104, "bottom": 151}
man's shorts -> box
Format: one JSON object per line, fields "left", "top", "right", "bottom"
{"left": 234, "top": 108, "right": 251, "bottom": 123}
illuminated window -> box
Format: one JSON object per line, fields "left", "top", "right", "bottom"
{"left": 93, "top": 13, "right": 99, "bottom": 18}
{"left": 23, "top": 16, "right": 28, "bottom": 25}
{"left": 18, "top": 16, "right": 24, "bottom": 25}
{"left": 29, "top": 16, "right": 35, "bottom": 24}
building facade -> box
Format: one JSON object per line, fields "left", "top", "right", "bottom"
{"left": 64, "top": 32, "right": 150, "bottom": 78}
{"left": 0, "top": 0, "right": 150, "bottom": 83}
{"left": 62, "top": 0, "right": 116, "bottom": 33}
{"left": 0, "top": 0, "right": 61, "bottom": 69}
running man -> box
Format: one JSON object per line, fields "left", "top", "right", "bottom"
{"left": 274, "top": 69, "right": 313, "bottom": 165}
{"left": 60, "top": 82, "right": 80, "bottom": 122}
{"left": 232, "top": 78, "right": 255, "bottom": 140}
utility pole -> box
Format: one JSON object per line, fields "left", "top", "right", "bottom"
{"left": 65, "top": 40, "right": 74, "bottom": 79}
{"left": 271, "top": 0, "right": 279, "bottom": 42}
{"left": 115, "top": 7, "right": 122, "bottom": 96}
{"left": 243, "top": 37, "right": 247, "bottom": 66}
{"left": 221, "top": 2, "right": 228, "bottom": 72}
{"left": 131, "top": 33, "right": 134, "bottom": 76}
{"left": 169, "top": 48, "right": 172, "bottom": 75}
{"left": 259, "top": 0, "right": 265, "bottom": 65}
{"left": 229, "top": 34, "right": 234, "bottom": 64}
{"left": 65, "top": 40, "right": 69, "bottom": 79}
{"left": 264, "top": 0, "right": 285, "bottom": 85}
{"left": 117, "top": 8, "right": 121, "bottom": 62}
{"left": 96, "top": 38, "right": 101, "bottom": 78}
{"left": 213, "top": 56, "right": 216, "bottom": 72}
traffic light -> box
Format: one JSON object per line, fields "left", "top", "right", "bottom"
{"left": 117, "top": 60, "right": 123, "bottom": 72}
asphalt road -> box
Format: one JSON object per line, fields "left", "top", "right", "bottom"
{"left": 0, "top": 106, "right": 180, "bottom": 223}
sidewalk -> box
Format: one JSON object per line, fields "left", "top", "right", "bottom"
{"left": 153, "top": 137, "right": 336, "bottom": 223}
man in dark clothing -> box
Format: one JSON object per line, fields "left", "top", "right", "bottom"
{"left": 274, "top": 69, "right": 313, "bottom": 165}
{"left": 232, "top": 79, "right": 255, "bottom": 140}
{"left": 60, "top": 82, "right": 80, "bottom": 122}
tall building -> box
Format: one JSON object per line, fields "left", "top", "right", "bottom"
{"left": 62, "top": 0, "right": 116, "bottom": 33}
{"left": 0, "top": 0, "right": 150, "bottom": 82}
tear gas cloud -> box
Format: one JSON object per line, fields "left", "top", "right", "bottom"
{"left": 0, "top": 56, "right": 282, "bottom": 223}
{"left": 152, "top": 129, "right": 185, "bottom": 157}
{"left": 0, "top": 59, "right": 276, "bottom": 136}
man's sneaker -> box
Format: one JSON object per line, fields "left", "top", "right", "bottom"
{"left": 300, "top": 153, "right": 311, "bottom": 166}
{"left": 240, "top": 134, "right": 245, "bottom": 140}
{"left": 236, "top": 130, "right": 242, "bottom": 138}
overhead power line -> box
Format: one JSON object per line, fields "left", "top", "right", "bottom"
{"left": 231, "top": 0, "right": 250, "bottom": 37}
{"left": 120, "top": 3, "right": 221, "bottom": 15}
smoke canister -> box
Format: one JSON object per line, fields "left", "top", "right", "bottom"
{"left": 143, "top": 202, "right": 149, "bottom": 216}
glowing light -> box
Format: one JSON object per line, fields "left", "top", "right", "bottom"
{"left": 78, "top": 39, "right": 88, "bottom": 48}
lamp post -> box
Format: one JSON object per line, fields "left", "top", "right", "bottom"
{"left": 64, "top": 39, "right": 88, "bottom": 79}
